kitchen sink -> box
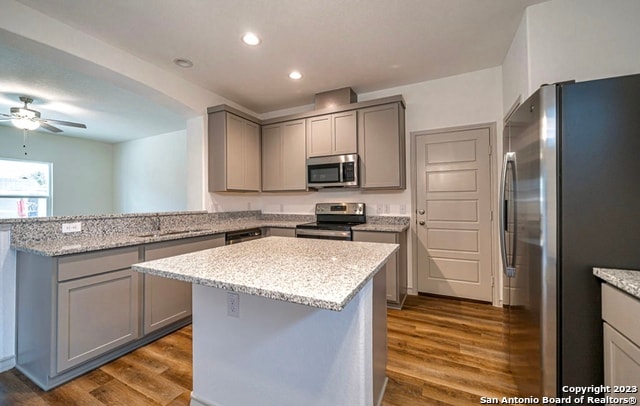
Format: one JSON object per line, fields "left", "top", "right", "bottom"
{"left": 131, "top": 228, "right": 210, "bottom": 238}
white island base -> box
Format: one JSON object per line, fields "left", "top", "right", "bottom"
{"left": 190, "top": 269, "right": 387, "bottom": 406}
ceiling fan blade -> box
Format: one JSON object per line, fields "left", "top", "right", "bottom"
{"left": 40, "top": 123, "right": 63, "bottom": 133}
{"left": 41, "top": 118, "right": 87, "bottom": 128}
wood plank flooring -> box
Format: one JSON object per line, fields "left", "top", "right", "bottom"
{"left": 0, "top": 294, "right": 517, "bottom": 405}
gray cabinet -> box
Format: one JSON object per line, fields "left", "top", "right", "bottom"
{"left": 143, "top": 235, "right": 225, "bottom": 334}
{"left": 55, "top": 247, "right": 142, "bottom": 373}
{"left": 209, "top": 111, "right": 261, "bottom": 192}
{"left": 16, "top": 246, "right": 142, "bottom": 389}
{"left": 352, "top": 229, "right": 407, "bottom": 308}
{"left": 602, "top": 283, "right": 640, "bottom": 389}
{"left": 306, "top": 111, "right": 357, "bottom": 157}
{"left": 262, "top": 120, "right": 306, "bottom": 191}
{"left": 57, "top": 268, "right": 140, "bottom": 372}
{"left": 15, "top": 233, "right": 225, "bottom": 391}
{"left": 358, "top": 102, "right": 406, "bottom": 189}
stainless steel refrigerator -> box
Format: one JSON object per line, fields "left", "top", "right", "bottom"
{"left": 501, "top": 74, "right": 640, "bottom": 398}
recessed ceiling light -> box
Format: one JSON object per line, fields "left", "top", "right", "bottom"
{"left": 242, "top": 32, "right": 261, "bottom": 46}
{"left": 289, "top": 71, "right": 303, "bottom": 80}
{"left": 173, "top": 58, "right": 194, "bottom": 68}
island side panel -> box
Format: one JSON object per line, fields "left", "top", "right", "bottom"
{"left": 190, "top": 280, "right": 377, "bottom": 406}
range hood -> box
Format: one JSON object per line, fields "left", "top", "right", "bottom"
{"left": 314, "top": 87, "right": 357, "bottom": 110}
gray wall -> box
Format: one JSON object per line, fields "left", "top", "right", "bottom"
{"left": 113, "top": 130, "right": 188, "bottom": 213}
{"left": 0, "top": 126, "right": 114, "bottom": 216}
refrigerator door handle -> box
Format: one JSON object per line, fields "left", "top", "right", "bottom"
{"left": 499, "top": 152, "right": 517, "bottom": 278}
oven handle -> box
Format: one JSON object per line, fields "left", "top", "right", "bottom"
{"left": 295, "top": 229, "right": 352, "bottom": 238}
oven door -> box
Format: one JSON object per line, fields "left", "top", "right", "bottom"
{"left": 295, "top": 228, "right": 352, "bottom": 241}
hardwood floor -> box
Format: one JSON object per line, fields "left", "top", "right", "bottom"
{"left": 0, "top": 295, "right": 517, "bottom": 405}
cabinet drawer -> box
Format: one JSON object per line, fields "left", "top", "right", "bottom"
{"left": 58, "top": 246, "right": 140, "bottom": 282}
{"left": 602, "top": 283, "right": 640, "bottom": 345}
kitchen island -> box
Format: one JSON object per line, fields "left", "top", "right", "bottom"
{"left": 132, "top": 236, "right": 398, "bottom": 406}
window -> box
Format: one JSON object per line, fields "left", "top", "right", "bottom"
{"left": 0, "top": 158, "right": 52, "bottom": 218}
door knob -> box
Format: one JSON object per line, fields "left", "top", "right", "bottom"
{"left": 419, "top": 220, "right": 425, "bottom": 225}
{"left": 418, "top": 209, "right": 425, "bottom": 215}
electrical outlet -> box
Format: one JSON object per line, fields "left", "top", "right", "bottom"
{"left": 376, "top": 204, "right": 383, "bottom": 215}
{"left": 227, "top": 292, "right": 239, "bottom": 317}
{"left": 400, "top": 204, "right": 407, "bottom": 215}
{"left": 61, "top": 222, "right": 82, "bottom": 233}
{"left": 384, "top": 204, "right": 390, "bottom": 214}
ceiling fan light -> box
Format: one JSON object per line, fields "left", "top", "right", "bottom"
{"left": 11, "top": 117, "right": 40, "bottom": 131}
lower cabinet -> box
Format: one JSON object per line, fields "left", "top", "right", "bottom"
{"left": 16, "top": 234, "right": 224, "bottom": 391}
{"left": 352, "top": 229, "right": 407, "bottom": 308}
{"left": 602, "top": 283, "right": 640, "bottom": 389}
{"left": 57, "top": 268, "right": 140, "bottom": 372}
{"left": 143, "top": 235, "right": 225, "bottom": 334}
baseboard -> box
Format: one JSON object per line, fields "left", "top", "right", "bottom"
{"left": 190, "top": 392, "right": 222, "bottom": 406}
{"left": 376, "top": 377, "right": 389, "bottom": 406}
{"left": 0, "top": 355, "right": 15, "bottom": 373}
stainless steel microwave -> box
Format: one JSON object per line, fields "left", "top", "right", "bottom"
{"left": 306, "top": 154, "right": 359, "bottom": 188}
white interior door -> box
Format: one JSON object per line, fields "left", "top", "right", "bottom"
{"left": 416, "top": 126, "right": 493, "bottom": 301}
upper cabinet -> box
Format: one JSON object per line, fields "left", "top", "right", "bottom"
{"left": 262, "top": 119, "right": 307, "bottom": 191}
{"left": 209, "top": 111, "right": 261, "bottom": 192}
{"left": 306, "top": 111, "right": 357, "bottom": 157}
{"left": 358, "top": 102, "right": 406, "bottom": 189}
{"left": 208, "top": 95, "right": 406, "bottom": 193}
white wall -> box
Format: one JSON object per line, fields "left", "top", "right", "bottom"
{"left": 0, "top": 126, "right": 114, "bottom": 216}
{"left": 502, "top": 0, "right": 640, "bottom": 116}
{"left": 502, "top": 13, "right": 529, "bottom": 115}
{"left": 113, "top": 130, "right": 188, "bottom": 213}
{"left": 0, "top": 226, "right": 15, "bottom": 372}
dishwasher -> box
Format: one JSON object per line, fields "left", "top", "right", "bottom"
{"left": 225, "top": 228, "right": 263, "bottom": 245}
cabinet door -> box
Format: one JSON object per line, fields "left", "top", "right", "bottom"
{"left": 57, "top": 269, "right": 140, "bottom": 373}
{"left": 262, "top": 124, "right": 283, "bottom": 191}
{"left": 358, "top": 103, "right": 406, "bottom": 189}
{"left": 143, "top": 235, "right": 225, "bottom": 334}
{"left": 332, "top": 111, "right": 357, "bottom": 155}
{"left": 244, "top": 120, "right": 261, "bottom": 191}
{"left": 352, "top": 231, "right": 398, "bottom": 302}
{"left": 282, "top": 120, "right": 306, "bottom": 189}
{"left": 225, "top": 113, "right": 246, "bottom": 190}
{"left": 604, "top": 323, "right": 640, "bottom": 388}
{"left": 306, "top": 115, "right": 332, "bottom": 157}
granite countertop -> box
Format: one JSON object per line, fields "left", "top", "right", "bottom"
{"left": 10, "top": 213, "right": 409, "bottom": 257}
{"left": 132, "top": 236, "right": 399, "bottom": 311}
{"left": 12, "top": 219, "right": 297, "bottom": 256}
{"left": 593, "top": 267, "right": 640, "bottom": 300}
{"left": 352, "top": 223, "right": 408, "bottom": 233}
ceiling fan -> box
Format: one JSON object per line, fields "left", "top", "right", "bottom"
{"left": 0, "top": 96, "right": 87, "bottom": 133}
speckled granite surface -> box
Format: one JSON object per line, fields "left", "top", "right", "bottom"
{"left": 9, "top": 211, "right": 406, "bottom": 256}
{"left": 353, "top": 216, "right": 409, "bottom": 232}
{"left": 594, "top": 268, "right": 640, "bottom": 300}
{"left": 132, "top": 236, "right": 398, "bottom": 311}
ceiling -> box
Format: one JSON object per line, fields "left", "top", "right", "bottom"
{"left": 1, "top": 0, "right": 546, "bottom": 143}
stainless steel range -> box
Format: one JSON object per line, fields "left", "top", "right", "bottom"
{"left": 295, "top": 203, "right": 365, "bottom": 241}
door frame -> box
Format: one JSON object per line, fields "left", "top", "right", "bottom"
{"left": 410, "top": 122, "right": 500, "bottom": 306}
